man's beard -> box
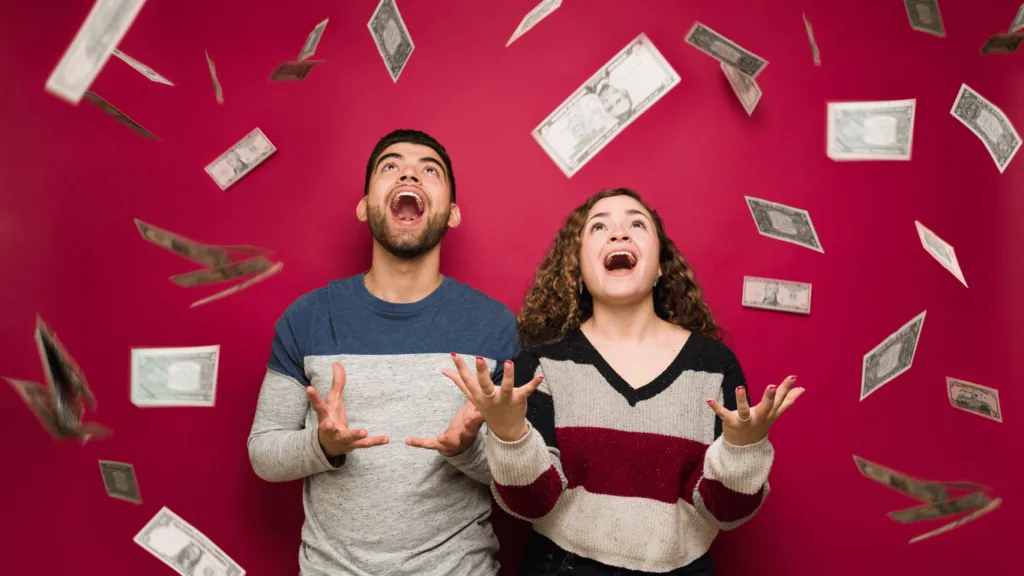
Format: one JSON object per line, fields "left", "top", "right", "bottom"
{"left": 367, "top": 204, "right": 451, "bottom": 260}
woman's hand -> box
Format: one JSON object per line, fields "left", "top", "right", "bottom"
{"left": 706, "top": 376, "right": 804, "bottom": 446}
{"left": 443, "top": 354, "right": 544, "bottom": 442}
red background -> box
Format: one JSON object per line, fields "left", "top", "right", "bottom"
{"left": 0, "top": 0, "right": 1018, "bottom": 574}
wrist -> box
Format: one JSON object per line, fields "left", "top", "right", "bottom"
{"left": 491, "top": 421, "right": 529, "bottom": 443}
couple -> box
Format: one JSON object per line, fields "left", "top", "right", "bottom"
{"left": 247, "top": 129, "right": 804, "bottom": 576}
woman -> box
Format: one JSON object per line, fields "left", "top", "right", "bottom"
{"left": 445, "top": 188, "right": 804, "bottom": 575}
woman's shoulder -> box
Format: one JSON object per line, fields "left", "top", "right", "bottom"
{"left": 682, "top": 329, "right": 741, "bottom": 367}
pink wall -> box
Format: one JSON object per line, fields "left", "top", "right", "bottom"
{"left": 1, "top": 0, "right": 1017, "bottom": 574}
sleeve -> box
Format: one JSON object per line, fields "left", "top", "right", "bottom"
{"left": 247, "top": 308, "right": 344, "bottom": 482}
{"left": 485, "top": 351, "right": 567, "bottom": 521}
{"left": 443, "top": 314, "right": 521, "bottom": 485}
{"left": 682, "top": 351, "right": 774, "bottom": 530}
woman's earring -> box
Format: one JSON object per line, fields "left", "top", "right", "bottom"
{"left": 654, "top": 277, "right": 659, "bottom": 287}
{"left": 579, "top": 282, "right": 584, "bottom": 295}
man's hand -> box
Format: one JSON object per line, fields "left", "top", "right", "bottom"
{"left": 306, "top": 362, "right": 389, "bottom": 457}
{"left": 406, "top": 400, "right": 485, "bottom": 457}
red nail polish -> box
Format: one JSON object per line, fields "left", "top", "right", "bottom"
{"left": 767, "top": 385, "right": 777, "bottom": 391}
{"left": 505, "top": 360, "right": 512, "bottom": 366}
{"left": 476, "top": 356, "right": 483, "bottom": 362}
{"left": 736, "top": 386, "right": 743, "bottom": 392}
{"left": 450, "top": 352, "right": 457, "bottom": 358}
{"left": 537, "top": 376, "right": 544, "bottom": 381}
{"left": 706, "top": 399, "right": 714, "bottom": 405}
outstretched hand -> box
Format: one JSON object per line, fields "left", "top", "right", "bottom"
{"left": 306, "top": 362, "right": 389, "bottom": 458}
{"left": 706, "top": 375, "right": 804, "bottom": 446}
{"left": 406, "top": 400, "right": 485, "bottom": 457}
{"left": 443, "top": 354, "right": 544, "bottom": 443}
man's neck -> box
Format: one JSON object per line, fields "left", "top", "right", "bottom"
{"left": 584, "top": 296, "right": 664, "bottom": 343}
{"left": 363, "top": 242, "right": 443, "bottom": 304}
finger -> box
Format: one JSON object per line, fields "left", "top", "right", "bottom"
{"left": 769, "top": 376, "right": 797, "bottom": 418}
{"left": 349, "top": 435, "right": 390, "bottom": 449}
{"left": 756, "top": 385, "right": 778, "bottom": 418}
{"left": 334, "top": 427, "right": 368, "bottom": 443}
{"left": 705, "top": 398, "right": 733, "bottom": 421}
{"left": 735, "top": 386, "right": 751, "bottom": 422}
{"left": 306, "top": 387, "right": 331, "bottom": 423}
{"left": 772, "top": 387, "right": 805, "bottom": 420}
{"left": 451, "top": 353, "right": 483, "bottom": 398}
{"left": 442, "top": 369, "right": 474, "bottom": 401}
{"left": 327, "top": 362, "right": 346, "bottom": 407}
{"left": 405, "top": 436, "right": 444, "bottom": 450}
{"left": 463, "top": 412, "right": 485, "bottom": 435}
{"left": 517, "top": 374, "right": 545, "bottom": 399}
{"left": 475, "top": 356, "right": 497, "bottom": 397}
{"left": 499, "top": 360, "right": 516, "bottom": 400}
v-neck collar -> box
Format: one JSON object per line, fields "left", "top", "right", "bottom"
{"left": 572, "top": 328, "right": 696, "bottom": 407}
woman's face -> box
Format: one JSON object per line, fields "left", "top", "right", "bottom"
{"left": 579, "top": 195, "right": 661, "bottom": 305}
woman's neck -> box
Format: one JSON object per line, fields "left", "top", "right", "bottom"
{"left": 584, "top": 296, "right": 664, "bottom": 343}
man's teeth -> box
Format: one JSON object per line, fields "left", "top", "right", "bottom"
{"left": 392, "top": 191, "right": 423, "bottom": 211}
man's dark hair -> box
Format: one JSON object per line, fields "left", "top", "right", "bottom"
{"left": 364, "top": 129, "right": 455, "bottom": 203}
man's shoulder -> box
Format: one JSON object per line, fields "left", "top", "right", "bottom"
{"left": 281, "top": 285, "right": 330, "bottom": 321}
{"left": 444, "top": 277, "right": 516, "bottom": 324}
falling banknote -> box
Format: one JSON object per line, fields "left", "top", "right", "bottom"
{"left": 803, "top": 12, "right": 821, "bottom": 66}
{"left": 131, "top": 346, "right": 220, "bottom": 407}
{"left": 908, "top": 498, "right": 1001, "bottom": 544}
{"left": 888, "top": 492, "right": 991, "bottom": 524}
{"left": 741, "top": 276, "right": 811, "bottom": 315}
{"left": 685, "top": 21, "right": 767, "bottom": 78}
{"left": 533, "top": 33, "right": 680, "bottom": 177}
{"left": 914, "top": 220, "right": 967, "bottom": 287}
{"left": 299, "top": 18, "right": 329, "bottom": 61}
{"left": 205, "top": 50, "right": 224, "bottom": 104}
{"left": 507, "top": 0, "right": 562, "bottom": 47}
{"left": 1013, "top": 4, "right": 1024, "bottom": 34}
{"left": 946, "top": 377, "right": 1002, "bottom": 423}
{"left": 369, "top": 0, "right": 414, "bottom": 82}
{"left": 860, "top": 311, "right": 926, "bottom": 401}
{"left": 950, "top": 83, "right": 1021, "bottom": 174}
{"left": 980, "top": 34, "right": 1023, "bottom": 54}
{"left": 98, "top": 460, "right": 142, "bottom": 504}
{"left": 135, "top": 507, "right": 245, "bottom": 576}
{"left": 204, "top": 127, "right": 277, "bottom": 190}
{"left": 744, "top": 196, "right": 824, "bottom": 253}
{"left": 84, "top": 91, "right": 159, "bottom": 140}
{"left": 269, "top": 60, "right": 323, "bottom": 82}
{"left": 721, "top": 62, "right": 761, "bottom": 116}
{"left": 827, "top": 99, "right": 916, "bottom": 161}
{"left": 112, "top": 49, "right": 174, "bottom": 85}
{"left": 853, "top": 455, "right": 949, "bottom": 503}
{"left": 904, "top": 0, "right": 945, "bottom": 38}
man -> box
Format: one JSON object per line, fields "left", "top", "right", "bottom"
{"left": 247, "top": 129, "right": 519, "bottom": 576}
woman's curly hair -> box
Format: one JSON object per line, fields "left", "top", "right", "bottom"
{"left": 517, "top": 188, "right": 721, "bottom": 348}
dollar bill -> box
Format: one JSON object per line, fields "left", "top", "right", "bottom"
{"left": 803, "top": 12, "right": 821, "bottom": 66}
{"left": 269, "top": 60, "right": 323, "bottom": 82}
{"left": 888, "top": 492, "right": 990, "bottom": 524}
{"left": 98, "top": 460, "right": 142, "bottom": 504}
{"left": 914, "top": 220, "right": 966, "bottom": 287}
{"left": 744, "top": 196, "right": 823, "bottom": 253}
{"left": 131, "top": 346, "right": 220, "bottom": 407}
{"left": 369, "top": 0, "right": 414, "bottom": 82}
{"left": 950, "top": 83, "right": 1021, "bottom": 174}
{"left": 826, "top": 99, "right": 916, "bottom": 161}
{"left": 981, "top": 34, "right": 1023, "bottom": 54}
{"left": 112, "top": 49, "right": 173, "bottom": 85}
{"left": 134, "top": 219, "right": 231, "bottom": 267}
{"left": 134, "top": 507, "right": 245, "bottom": 576}
{"left": 742, "top": 276, "right": 811, "bottom": 315}
{"left": 6, "top": 378, "right": 111, "bottom": 442}
{"left": 191, "top": 261, "right": 283, "bottom": 308}
{"left": 904, "top": 0, "right": 945, "bottom": 38}
{"left": 721, "top": 62, "right": 761, "bottom": 116}
{"left": 204, "top": 127, "right": 277, "bottom": 191}
{"left": 533, "top": 33, "right": 679, "bottom": 177}
{"left": 44, "top": 0, "right": 148, "bottom": 104}
{"left": 861, "top": 310, "right": 926, "bottom": 401}
{"left": 205, "top": 50, "right": 224, "bottom": 104}
{"left": 34, "top": 316, "right": 95, "bottom": 428}
{"left": 947, "top": 377, "right": 1002, "bottom": 423}
{"left": 852, "top": 455, "right": 948, "bottom": 503}
{"left": 1013, "top": 4, "right": 1024, "bottom": 34}
{"left": 685, "top": 22, "right": 767, "bottom": 78}
{"left": 507, "top": 0, "right": 562, "bottom": 47}
{"left": 84, "top": 92, "right": 159, "bottom": 140}
{"left": 299, "top": 17, "right": 329, "bottom": 60}
{"left": 169, "top": 256, "right": 272, "bottom": 287}
{"left": 909, "top": 497, "right": 1001, "bottom": 544}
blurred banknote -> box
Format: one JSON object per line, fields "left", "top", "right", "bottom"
{"left": 853, "top": 455, "right": 948, "bottom": 503}
{"left": 860, "top": 310, "right": 926, "bottom": 401}
{"left": 131, "top": 345, "right": 220, "bottom": 407}
{"left": 950, "top": 83, "right": 1021, "bottom": 174}
{"left": 827, "top": 99, "right": 916, "bottom": 161}
{"left": 947, "top": 377, "right": 1002, "bottom": 423}
{"left": 98, "top": 460, "right": 142, "bottom": 504}
{"left": 299, "top": 18, "right": 329, "bottom": 60}
{"left": 803, "top": 12, "right": 821, "bottom": 66}
{"left": 112, "top": 49, "right": 173, "bottom": 85}
{"left": 204, "top": 128, "right": 277, "bottom": 190}
{"left": 909, "top": 498, "right": 1001, "bottom": 544}
{"left": 721, "top": 62, "right": 761, "bottom": 116}
{"left": 888, "top": 492, "right": 990, "bottom": 524}
{"left": 369, "top": 0, "right": 414, "bottom": 82}
{"left": 135, "top": 507, "right": 245, "bottom": 576}
{"left": 744, "top": 196, "right": 824, "bottom": 253}
{"left": 1013, "top": 4, "right": 1024, "bottom": 34}
{"left": 742, "top": 276, "right": 811, "bottom": 315}
{"left": 269, "top": 60, "right": 323, "bottom": 82}
{"left": 915, "top": 220, "right": 967, "bottom": 287}
{"left": 205, "top": 50, "right": 224, "bottom": 104}
{"left": 134, "top": 219, "right": 232, "bottom": 267}
{"left": 904, "top": 0, "right": 945, "bottom": 37}
{"left": 169, "top": 256, "right": 272, "bottom": 287}
{"left": 981, "top": 34, "right": 1023, "bottom": 54}
{"left": 84, "top": 92, "right": 159, "bottom": 140}
{"left": 507, "top": 0, "right": 562, "bottom": 47}
{"left": 685, "top": 22, "right": 767, "bottom": 78}
{"left": 190, "top": 261, "right": 284, "bottom": 308}
{"left": 45, "top": 0, "right": 148, "bottom": 104}
{"left": 533, "top": 33, "right": 679, "bottom": 177}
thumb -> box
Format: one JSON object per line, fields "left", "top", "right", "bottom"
{"left": 463, "top": 412, "right": 485, "bottom": 435}
{"left": 328, "top": 362, "right": 346, "bottom": 406}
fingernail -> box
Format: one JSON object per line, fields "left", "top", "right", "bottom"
{"left": 537, "top": 376, "right": 545, "bottom": 381}
{"left": 791, "top": 375, "right": 798, "bottom": 380}
{"left": 450, "top": 352, "right": 457, "bottom": 358}
{"left": 767, "top": 385, "right": 777, "bottom": 391}
{"left": 505, "top": 360, "right": 512, "bottom": 366}
{"left": 706, "top": 399, "right": 714, "bottom": 405}
{"left": 476, "top": 356, "right": 483, "bottom": 362}
{"left": 736, "top": 386, "right": 743, "bottom": 392}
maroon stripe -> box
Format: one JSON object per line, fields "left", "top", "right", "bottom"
{"left": 697, "top": 479, "right": 765, "bottom": 522}
{"left": 494, "top": 466, "right": 563, "bottom": 519}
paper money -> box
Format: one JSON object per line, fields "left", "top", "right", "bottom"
{"left": 685, "top": 22, "right": 767, "bottom": 78}
{"left": 84, "top": 92, "right": 159, "bottom": 140}
{"left": 981, "top": 34, "right": 1023, "bottom": 54}
{"left": 861, "top": 311, "right": 926, "bottom": 401}
{"left": 98, "top": 460, "right": 142, "bottom": 504}
{"left": 131, "top": 346, "right": 220, "bottom": 407}
{"left": 191, "top": 261, "right": 283, "bottom": 308}
{"left": 507, "top": 0, "right": 562, "bottom": 47}
{"left": 947, "top": 377, "right": 1002, "bottom": 423}
{"left": 904, "top": 0, "right": 945, "bottom": 38}
{"left": 44, "top": 0, "right": 148, "bottom": 104}
{"left": 35, "top": 316, "right": 95, "bottom": 427}
{"left": 6, "top": 378, "right": 111, "bottom": 442}
{"left": 744, "top": 196, "right": 823, "bottom": 253}
{"left": 826, "top": 100, "right": 916, "bottom": 161}
{"left": 205, "top": 50, "right": 224, "bottom": 104}
{"left": 269, "top": 60, "right": 323, "bottom": 82}
{"left": 742, "top": 276, "right": 811, "bottom": 315}
{"left": 888, "top": 492, "right": 990, "bottom": 524}
{"left": 112, "top": 49, "right": 173, "bottom": 85}
{"left": 1012, "top": 4, "right": 1024, "bottom": 34}
{"left": 909, "top": 497, "right": 1001, "bottom": 544}
{"left": 853, "top": 455, "right": 948, "bottom": 503}
{"left": 204, "top": 128, "right": 276, "bottom": 191}
{"left": 369, "top": 0, "right": 414, "bottom": 82}
{"left": 135, "top": 219, "right": 231, "bottom": 267}
{"left": 299, "top": 18, "right": 329, "bottom": 60}
{"left": 169, "top": 256, "right": 272, "bottom": 287}
{"left": 803, "top": 12, "right": 821, "bottom": 66}
{"left": 135, "top": 507, "right": 245, "bottom": 576}
{"left": 721, "top": 62, "right": 761, "bottom": 116}
{"left": 915, "top": 221, "right": 966, "bottom": 287}
{"left": 533, "top": 33, "right": 679, "bottom": 177}
{"left": 950, "top": 83, "right": 1021, "bottom": 174}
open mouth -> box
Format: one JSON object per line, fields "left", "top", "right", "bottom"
{"left": 603, "top": 250, "right": 637, "bottom": 273}
{"left": 389, "top": 190, "right": 425, "bottom": 223}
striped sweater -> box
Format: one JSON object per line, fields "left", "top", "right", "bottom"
{"left": 486, "top": 329, "right": 774, "bottom": 573}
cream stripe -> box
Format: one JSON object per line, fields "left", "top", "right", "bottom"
{"left": 485, "top": 423, "right": 565, "bottom": 488}
{"left": 702, "top": 435, "right": 774, "bottom": 494}
{"left": 692, "top": 481, "right": 770, "bottom": 530}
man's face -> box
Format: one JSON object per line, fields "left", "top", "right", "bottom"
{"left": 359, "top": 142, "right": 458, "bottom": 259}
